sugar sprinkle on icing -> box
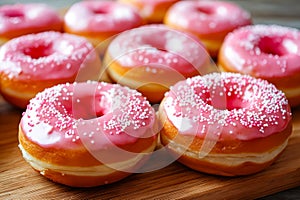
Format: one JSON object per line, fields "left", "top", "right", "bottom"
{"left": 21, "top": 81, "right": 155, "bottom": 148}
{"left": 163, "top": 72, "right": 291, "bottom": 140}
{"left": 0, "top": 31, "right": 95, "bottom": 81}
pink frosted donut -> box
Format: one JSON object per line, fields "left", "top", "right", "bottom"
{"left": 0, "top": 31, "right": 103, "bottom": 108}
{"left": 104, "top": 24, "right": 212, "bottom": 103}
{"left": 0, "top": 3, "right": 63, "bottom": 45}
{"left": 64, "top": 0, "right": 143, "bottom": 54}
{"left": 159, "top": 72, "right": 292, "bottom": 176}
{"left": 118, "top": 0, "right": 179, "bottom": 23}
{"left": 164, "top": 0, "right": 252, "bottom": 57}
{"left": 219, "top": 24, "right": 300, "bottom": 107}
{"left": 18, "top": 81, "right": 157, "bottom": 187}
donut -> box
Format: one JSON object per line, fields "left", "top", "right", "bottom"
{"left": 64, "top": 0, "right": 143, "bottom": 54}
{"left": 218, "top": 24, "right": 300, "bottom": 107}
{"left": 0, "top": 31, "right": 105, "bottom": 109}
{"left": 159, "top": 72, "right": 292, "bottom": 176}
{"left": 0, "top": 3, "right": 63, "bottom": 45}
{"left": 164, "top": 0, "right": 252, "bottom": 57}
{"left": 18, "top": 81, "right": 157, "bottom": 187}
{"left": 104, "top": 24, "right": 212, "bottom": 103}
{"left": 118, "top": 0, "right": 179, "bottom": 24}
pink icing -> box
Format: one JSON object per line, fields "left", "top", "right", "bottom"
{"left": 20, "top": 81, "right": 156, "bottom": 149}
{"left": 107, "top": 24, "right": 211, "bottom": 77}
{"left": 221, "top": 24, "right": 300, "bottom": 77}
{"left": 165, "top": 0, "right": 251, "bottom": 35}
{"left": 0, "top": 3, "right": 62, "bottom": 36}
{"left": 0, "top": 31, "right": 101, "bottom": 81}
{"left": 64, "top": 1, "right": 143, "bottom": 33}
{"left": 163, "top": 72, "right": 292, "bottom": 141}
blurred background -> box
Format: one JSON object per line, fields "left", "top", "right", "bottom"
{"left": 0, "top": 0, "right": 300, "bottom": 29}
{"left": 0, "top": 0, "right": 299, "bottom": 199}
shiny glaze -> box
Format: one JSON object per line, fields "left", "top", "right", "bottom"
{"left": 64, "top": 1, "right": 143, "bottom": 33}
{"left": 106, "top": 24, "right": 210, "bottom": 79}
{"left": 0, "top": 3, "right": 62, "bottom": 38}
{"left": 162, "top": 72, "right": 292, "bottom": 141}
{"left": 219, "top": 24, "right": 300, "bottom": 78}
{"left": 165, "top": 0, "right": 251, "bottom": 37}
{"left": 0, "top": 31, "right": 100, "bottom": 81}
{"left": 20, "top": 82, "right": 156, "bottom": 149}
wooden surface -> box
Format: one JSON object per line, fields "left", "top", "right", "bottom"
{"left": 1, "top": 0, "right": 300, "bottom": 199}
{"left": 1, "top": 96, "right": 300, "bottom": 199}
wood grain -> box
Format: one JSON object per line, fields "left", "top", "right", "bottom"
{"left": 1, "top": 96, "right": 300, "bottom": 200}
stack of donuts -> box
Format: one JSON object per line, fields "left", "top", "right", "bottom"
{"left": 0, "top": 0, "right": 298, "bottom": 187}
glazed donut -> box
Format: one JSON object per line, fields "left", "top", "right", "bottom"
{"left": 0, "top": 3, "right": 63, "bottom": 45}
{"left": 104, "top": 24, "right": 212, "bottom": 103}
{"left": 218, "top": 24, "right": 300, "bottom": 107}
{"left": 159, "top": 72, "right": 292, "bottom": 176}
{"left": 64, "top": 0, "right": 143, "bottom": 54}
{"left": 0, "top": 31, "right": 104, "bottom": 109}
{"left": 118, "top": 0, "right": 179, "bottom": 24}
{"left": 164, "top": 0, "right": 252, "bottom": 57}
{"left": 18, "top": 81, "right": 157, "bottom": 187}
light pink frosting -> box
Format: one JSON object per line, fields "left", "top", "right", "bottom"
{"left": 162, "top": 72, "right": 292, "bottom": 141}
{"left": 64, "top": 1, "right": 142, "bottom": 33}
{"left": 221, "top": 24, "right": 300, "bottom": 77}
{"left": 0, "top": 31, "right": 100, "bottom": 81}
{"left": 165, "top": 0, "right": 251, "bottom": 36}
{"left": 107, "top": 24, "right": 211, "bottom": 77}
{"left": 0, "top": 3, "right": 62, "bottom": 37}
{"left": 20, "top": 81, "right": 157, "bottom": 149}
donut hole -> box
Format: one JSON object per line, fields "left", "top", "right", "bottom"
{"left": 3, "top": 9, "right": 24, "bottom": 18}
{"left": 196, "top": 6, "right": 214, "bottom": 15}
{"left": 210, "top": 95, "right": 247, "bottom": 111}
{"left": 23, "top": 44, "right": 53, "bottom": 59}
{"left": 72, "top": 94, "right": 111, "bottom": 120}
{"left": 92, "top": 8, "right": 109, "bottom": 15}
{"left": 72, "top": 107, "right": 105, "bottom": 120}
{"left": 225, "top": 96, "right": 246, "bottom": 111}
{"left": 141, "top": 38, "right": 167, "bottom": 52}
{"left": 95, "top": 110, "right": 105, "bottom": 117}
{"left": 224, "top": 84, "right": 253, "bottom": 111}
{"left": 258, "top": 36, "right": 286, "bottom": 56}
{"left": 208, "top": 87, "right": 250, "bottom": 111}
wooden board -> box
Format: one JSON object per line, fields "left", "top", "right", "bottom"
{"left": 1, "top": 95, "right": 300, "bottom": 199}
{"left": 0, "top": 0, "right": 300, "bottom": 199}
